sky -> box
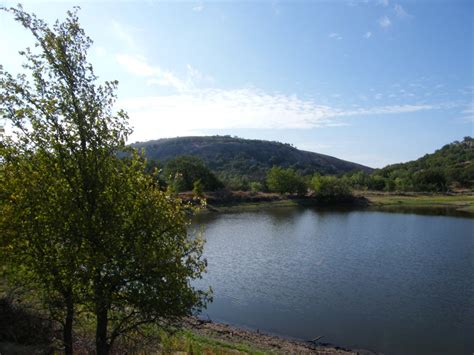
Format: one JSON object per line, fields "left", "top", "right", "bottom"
{"left": 0, "top": 0, "right": 473, "bottom": 168}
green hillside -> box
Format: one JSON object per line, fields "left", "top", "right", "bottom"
{"left": 132, "top": 136, "right": 372, "bottom": 186}
{"left": 370, "top": 136, "right": 474, "bottom": 191}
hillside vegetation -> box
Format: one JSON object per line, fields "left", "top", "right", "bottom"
{"left": 345, "top": 136, "right": 474, "bottom": 192}
{"left": 136, "top": 136, "right": 473, "bottom": 193}
{"left": 133, "top": 135, "right": 372, "bottom": 188}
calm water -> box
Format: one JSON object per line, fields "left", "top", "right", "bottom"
{"left": 192, "top": 207, "right": 474, "bottom": 355}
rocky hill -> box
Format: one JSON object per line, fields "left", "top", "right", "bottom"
{"left": 132, "top": 136, "right": 372, "bottom": 183}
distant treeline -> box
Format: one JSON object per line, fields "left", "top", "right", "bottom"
{"left": 362, "top": 136, "right": 473, "bottom": 192}
{"left": 148, "top": 137, "right": 473, "bottom": 195}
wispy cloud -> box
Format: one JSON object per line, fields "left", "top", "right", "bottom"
{"left": 111, "top": 20, "right": 139, "bottom": 50}
{"left": 271, "top": 1, "right": 281, "bottom": 16}
{"left": 364, "top": 31, "right": 372, "bottom": 39}
{"left": 461, "top": 103, "right": 474, "bottom": 122}
{"left": 121, "top": 88, "right": 340, "bottom": 141}
{"left": 118, "top": 86, "right": 454, "bottom": 142}
{"left": 94, "top": 46, "right": 107, "bottom": 58}
{"left": 377, "top": 0, "right": 389, "bottom": 7}
{"left": 113, "top": 51, "right": 464, "bottom": 141}
{"left": 343, "top": 103, "right": 436, "bottom": 116}
{"left": 378, "top": 15, "right": 392, "bottom": 28}
{"left": 394, "top": 3, "right": 411, "bottom": 18}
{"left": 329, "top": 32, "right": 343, "bottom": 40}
{"left": 116, "top": 54, "right": 191, "bottom": 92}
{"left": 193, "top": 3, "right": 204, "bottom": 12}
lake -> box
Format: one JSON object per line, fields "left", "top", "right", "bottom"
{"left": 192, "top": 207, "right": 474, "bottom": 355}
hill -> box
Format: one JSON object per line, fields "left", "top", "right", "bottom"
{"left": 132, "top": 136, "right": 372, "bottom": 186}
{"left": 373, "top": 136, "right": 474, "bottom": 191}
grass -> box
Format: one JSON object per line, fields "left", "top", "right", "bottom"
{"left": 362, "top": 192, "right": 474, "bottom": 216}
{"left": 159, "top": 329, "right": 267, "bottom": 354}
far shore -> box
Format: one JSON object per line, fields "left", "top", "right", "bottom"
{"left": 179, "top": 190, "right": 474, "bottom": 217}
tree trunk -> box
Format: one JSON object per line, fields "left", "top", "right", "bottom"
{"left": 96, "top": 304, "right": 109, "bottom": 355}
{"left": 63, "top": 292, "right": 74, "bottom": 355}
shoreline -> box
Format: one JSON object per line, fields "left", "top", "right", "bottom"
{"left": 361, "top": 191, "right": 474, "bottom": 217}
{"left": 183, "top": 190, "right": 474, "bottom": 217}
{"left": 182, "top": 317, "right": 377, "bottom": 354}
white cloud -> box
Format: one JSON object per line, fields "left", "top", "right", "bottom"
{"left": 329, "top": 32, "right": 343, "bottom": 40}
{"left": 113, "top": 55, "right": 462, "bottom": 141}
{"left": 343, "top": 104, "right": 435, "bottom": 116}
{"left": 394, "top": 4, "right": 410, "bottom": 18}
{"left": 121, "top": 88, "right": 340, "bottom": 141}
{"left": 111, "top": 20, "right": 138, "bottom": 50}
{"left": 116, "top": 54, "right": 160, "bottom": 77}
{"left": 377, "top": 0, "right": 389, "bottom": 7}
{"left": 116, "top": 54, "right": 214, "bottom": 92}
{"left": 116, "top": 54, "right": 190, "bottom": 92}
{"left": 271, "top": 1, "right": 281, "bottom": 16}
{"left": 346, "top": 0, "right": 368, "bottom": 6}
{"left": 461, "top": 103, "right": 474, "bottom": 122}
{"left": 94, "top": 46, "right": 107, "bottom": 57}
{"left": 193, "top": 3, "right": 204, "bottom": 12}
{"left": 364, "top": 31, "right": 372, "bottom": 39}
{"left": 378, "top": 15, "right": 392, "bottom": 28}
{"left": 118, "top": 87, "right": 451, "bottom": 142}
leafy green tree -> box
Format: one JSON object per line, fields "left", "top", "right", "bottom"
{"left": 413, "top": 169, "right": 448, "bottom": 192}
{"left": 249, "top": 181, "right": 263, "bottom": 193}
{"left": 0, "top": 6, "right": 209, "bottom": 354}
{"left": 1, "top": 148, "right": 81, "bottom": 355}
{"left": 266, "top": 166, "right": 307, "bottom": 195}
{"left": 164, "top": 155, "right": 223, "bottom": 192}
{"left": 310, "top": 175, "right": 353, "bottom": 202}
{"left": 348, "top": 171, "right": 370, "bottom": 190}
{"left": 368, "top": 175, "right": 386, "bottom": 191}
{"left": 193, "top": 178, "right": 204, "bottom": 197}
{"left": 144, "top": 158, "right": 168, "bottom": 189}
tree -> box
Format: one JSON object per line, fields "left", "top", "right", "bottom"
{"left": 249, "top": 181, "right": 263, "bottom": 193}
{"left": 310, "top": 175, "right": 353, "bottom": 202}
{"left": 1, "top": 148, "right": 82, "bottom": 355}
{"left": 348, "top": 171, "right": 370, "bottom": 190}
{"left": 266, "top": 166, "right": 306, "bottom": 195}
{"left": 0, "top": 6, "right": 209, "bottom": 354}
{"left": 367, "top": 175, "right": 387, "bottom": 191}
{"left": 413, "top": 169, "right": 448, "bottom": 192}
{"left": 193, "top": 178, "right": 204, "bottom": 197}
{"left": 164, "top": 155, "right": 223, "bottom": 192}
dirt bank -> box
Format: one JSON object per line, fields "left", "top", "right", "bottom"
{"left": 183, "top": 318, "right": 378, "bottom": 354}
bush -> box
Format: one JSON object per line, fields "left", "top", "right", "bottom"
{"left": 413, "top": 169, "right": 448, "bottom": 192}
{"left": 164, "top": 156, "right": 224, "bottom": 192}
{"left": 311, "top": 175, "right": 353, "bottom": 202}
{"left": 0, "top": 297, "right": 54, "bottom": 347}
{"left": 249, "top": 181, "right": 263, "bottom": 193}
{"left": 266, "top": 167, "right": 307, "bottom": 195}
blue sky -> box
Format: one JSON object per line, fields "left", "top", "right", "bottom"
{"left": 1, "top": 0, "right": 473, "bottom": 168}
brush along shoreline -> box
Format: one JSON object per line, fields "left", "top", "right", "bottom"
{"left": 179, "top": 190, "right": 474, "bottom": 216}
